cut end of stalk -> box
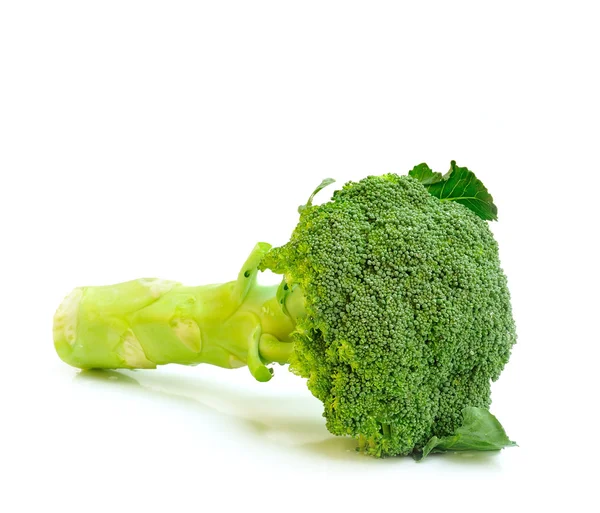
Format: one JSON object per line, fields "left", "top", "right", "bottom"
{"left": 53, "top": 287, "right": 84, "bottom": 365}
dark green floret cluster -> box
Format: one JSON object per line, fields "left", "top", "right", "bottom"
{"left": 261, "top": 173, "right": 516, "bottom": 457}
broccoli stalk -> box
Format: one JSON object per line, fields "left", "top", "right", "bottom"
{"left": 54, "top": 243, "right": 295, "bottom": 382}
{"left": 54, "top": 161, "right": 517, "bottom": 459}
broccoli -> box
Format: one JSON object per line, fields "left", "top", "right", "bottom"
{"left": 54, "top": 161, "right": 516, "bottom": 459}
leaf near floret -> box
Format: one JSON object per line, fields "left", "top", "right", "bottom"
{"left": 409, "top": 161, "right": 498, "bottom": 221}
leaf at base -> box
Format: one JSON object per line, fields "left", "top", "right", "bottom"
{"left": 414, "top": 407, "right": 516, "bottom": 461}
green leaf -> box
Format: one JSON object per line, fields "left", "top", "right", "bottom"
{"left": 408, "top": 163, "right": 444, "bottom": 185}
{"left": 414, "top": 407, "right": 516, "bottom": 461}
{"left": 298, "top": 178, "right": 336, "bottom": 213}
{"left": 409, "top": 161, "right": 498, "bottom": 221}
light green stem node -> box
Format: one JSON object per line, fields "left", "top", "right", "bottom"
{"left": 53, "top": 243, "right": 295, "bottom": 382}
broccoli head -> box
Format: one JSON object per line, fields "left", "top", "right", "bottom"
{"left": 261, "top": 169, "right": 516, "bottom": 457}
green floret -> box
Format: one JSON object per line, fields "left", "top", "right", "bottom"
{"left": 261, "top": 173, "right": 516, "bottom": 457}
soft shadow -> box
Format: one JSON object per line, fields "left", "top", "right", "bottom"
{"left": 80, "top": 369, "right": 139, "bottom": 385}
{"left": 76, "top": 369, "right": 352, "bottom": 460}
{"left": 75, "top": 369, "right": 505, "bottom": 466}
{"left": 440, "top": 449, "right": 505, "bottom": 465}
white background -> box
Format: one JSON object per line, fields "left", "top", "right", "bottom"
{"left": 1, "top": 1, "right": 599, "bottom": 512}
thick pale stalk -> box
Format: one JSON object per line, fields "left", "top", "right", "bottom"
{"left": 53, "top": 244, "right": 295, "bottom": 381}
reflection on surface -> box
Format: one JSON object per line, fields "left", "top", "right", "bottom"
{"left": 76, "top": 369, "right": 503, "bottom": 467}
{"left": 76, "top": 369, "right": 362, "bottom": 461}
